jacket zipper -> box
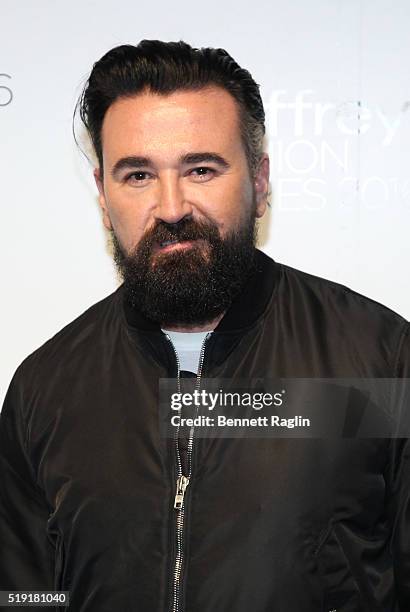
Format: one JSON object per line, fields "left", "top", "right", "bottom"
{"left": 165, "top": 332, "right": 211, "bottom": 612}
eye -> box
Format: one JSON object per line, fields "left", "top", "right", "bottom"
{"left": 125, "top": 171, "right": 152, "bottom": 185}
{"left": 189, "top": 167, "right": 216, "bottom": 182}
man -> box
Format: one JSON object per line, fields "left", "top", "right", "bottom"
{"left": 1, "top": 39, "right": 409, "bottom": 612}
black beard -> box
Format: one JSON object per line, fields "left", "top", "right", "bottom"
{"left": 112, "top": 212, "right": 258, "bottom": 328}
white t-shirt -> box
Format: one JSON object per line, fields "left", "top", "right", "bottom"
{"left": 162, "top": 329, "right": 211, "bottom": 374}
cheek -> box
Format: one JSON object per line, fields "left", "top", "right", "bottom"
{"left": 216, "top": 182, "right": 255, "bottom": 231}
{"left": 194, "top": 178, "right": 252, "bottom": 224}
{"left": 104, "top": 193, "right": 151, "bottom": 250}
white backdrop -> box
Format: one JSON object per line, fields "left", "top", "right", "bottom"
{"left": 1, "top": 0, "right": 409, "bottom": 404}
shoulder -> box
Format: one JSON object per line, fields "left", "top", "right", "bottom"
{"left": 12, "top": 287, "right": 124, "bottom": 397}
{"left": 272, "top": 259, "right": 408, "bottom": 373}
{"left": 279, "top": 262, "right": 406, "bottom": 324}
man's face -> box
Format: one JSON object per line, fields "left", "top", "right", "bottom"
{"left": 94, "top": 86, "right": 269, "bottom": 327}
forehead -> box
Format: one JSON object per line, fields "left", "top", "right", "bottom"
{"left": 100, "top": 86, "right": 243, "bottom": 162}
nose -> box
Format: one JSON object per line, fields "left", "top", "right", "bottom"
{"left": 154, "top": 171, "right": 192, "bottom": 225}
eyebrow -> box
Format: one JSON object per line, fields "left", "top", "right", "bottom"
{"left": 110, "top": 152, "right": 230, "bottom": 178}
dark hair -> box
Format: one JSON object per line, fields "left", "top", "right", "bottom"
{"left": 77, "top": 39, "right": 265, "bottom": 176}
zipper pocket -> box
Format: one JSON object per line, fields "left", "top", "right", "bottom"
{"left": 315, "top": 523, "right": 361, "bottom": 612}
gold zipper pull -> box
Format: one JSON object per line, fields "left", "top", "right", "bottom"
{"left": 174, "top": 475, "right": 190, "bottom": 510}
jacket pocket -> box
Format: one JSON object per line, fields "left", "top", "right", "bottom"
{"left": 314, "top": 523, "right": 362, "bottom": 612}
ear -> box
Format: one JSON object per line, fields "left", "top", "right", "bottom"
{"left": 253, "top": 154, "right": 270, "bottom": 218}
{"left": 93, "top": 167, "right": 113, "bottom": 231}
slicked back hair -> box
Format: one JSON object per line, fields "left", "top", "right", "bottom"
{"left": 77, "top": 39, "right": 265, "bottom": 176}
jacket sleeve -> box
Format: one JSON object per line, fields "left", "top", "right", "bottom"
{"left": 0, "top": 368, "right": 54, "bottom": 592}
{"left": 387, "top": 322, "right": 410, "bottom": 610}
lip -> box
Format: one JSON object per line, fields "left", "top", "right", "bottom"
{"left": 155, "top": 239, "right": 195, "bottom": 254}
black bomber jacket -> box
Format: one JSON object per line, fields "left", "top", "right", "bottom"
{"left": 1, "top": 249, "right": 410, "bottom": 612}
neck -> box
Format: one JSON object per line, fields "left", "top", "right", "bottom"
{"left": 162, "top": 312, "right": 224, "bottom": 333}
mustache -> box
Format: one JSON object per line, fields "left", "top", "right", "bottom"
{"left": 139, "top": 218, "right": 220, "bottom": 249}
